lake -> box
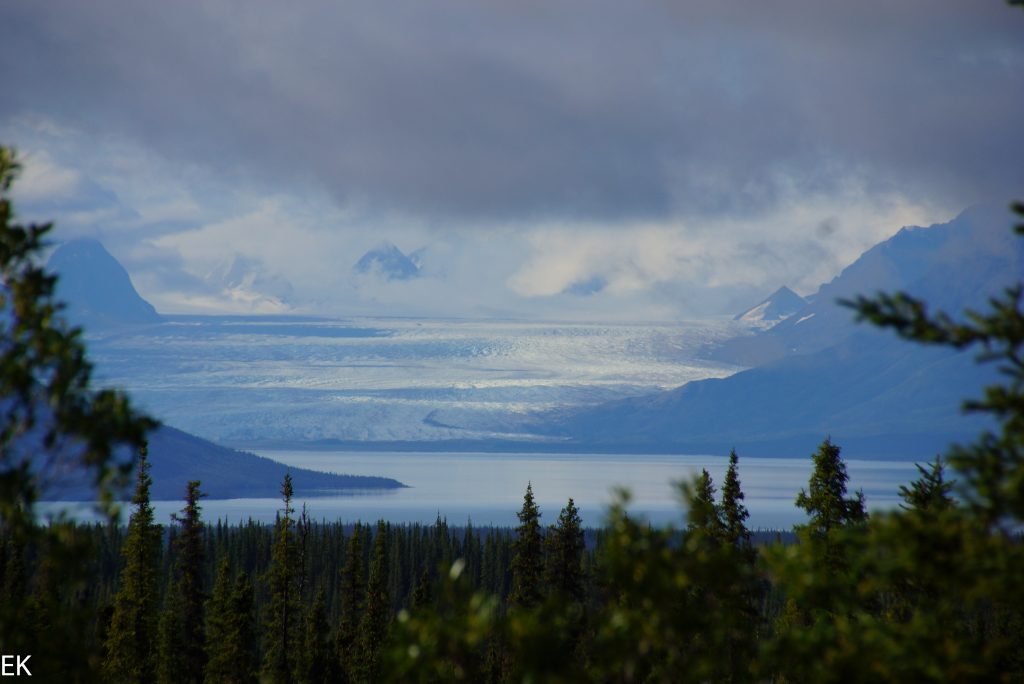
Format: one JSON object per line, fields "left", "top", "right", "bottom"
{"left": 48, "top": 451, "right": 922, "bottom": 530}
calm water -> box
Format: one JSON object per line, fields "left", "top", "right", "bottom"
{"left": 46, "top": 451, "right": 921, "bottom": 530}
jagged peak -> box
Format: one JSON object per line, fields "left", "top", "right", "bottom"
{"left": 734, "top": 285, "right": 807, "bottom": 323}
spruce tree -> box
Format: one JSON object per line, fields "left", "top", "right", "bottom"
{"left": 156, "top": 596, "right": 184, "bottom": 684}
{"left": 544, "top": 498, "right": 585, "bottom": 602}
{"left": 205, "top": 560, "right": 258, "bottom": 684}
{"left": 204, "top": 560, "right": 232, "bottom": 682}
{"left": 510, "top": 482, "right": 543, "bottom": 608}
{"left": 795, "top": 438, "right": 867, "bottom": 538}
{"left": 358, "top": 521, "right": 391, "bottom": 681}
{"left": 411, "top": 567, "right": 432, "bottom": 609}
{"left": 298, "top": 587, "right": 332, "bottom": 684}
{"left": 262, "top": 473, "right": 300, "bottom": 683}
{"left": 793, "top": 438, "right": 867, "bottom": 578}
{"left": 898, "top": 456, "right": 956, "bottom": 515}
{"left": 687, "top": 469, "right": 724, "bottom": 540}
{"left": 158, "top": 480, "right": 207, "bottom": 684}
{"left": 296, "top": 503, "right": 312, "bottom": 600}
{"left": 104, "top": 446, "right": 161, "bottom": 683}
{"left": 720, "top": 450, "right": 751, "bottom": 550}
{"left": 336, "top": 524, "right": 365, "bottom": 681}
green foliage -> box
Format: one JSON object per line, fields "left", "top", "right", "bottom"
{"left": 205, "top": 560, "right": 258, "bottom": 684}
{"left": 510, "top": 482, "right": 543, "bottom": 608}
{"left": 157, "top": 595, "right": 185, "bottom": 684}
{"left": 358, "top": 521, "right": 391, "bottom": 681}
{"left": 795, "top": 438, "right": 867, "bottom": 537}
{"left": 158, "top": 480, "right": 207, "bottom": 684}
{"left": 686, "top": 468, "right": 724, "bottom": 538}
{"left": 298, "top": 587, "right": 333, "bottom": 684}
{"left": 336, "top": 523, "right": 365, "bottom": 681}
{"left": 383, "top": 559, "right": 500, "bottom": 682}
{"left": 586, "top": 490, "right": 760, "bottom": 683}
{"left": 544, "top": 498, "right": 585, "bottom": 602}
{"left": 104, "top": 447, "right": 161, "bottom": 683}
{"left": 262, "top": 473, "right": 301, "bottom": 683}
{"left": 720, "top": 450, "right": 751, "bottom": 550}
{"left": 899, "top": 456, "right": 956, "bottom": 516}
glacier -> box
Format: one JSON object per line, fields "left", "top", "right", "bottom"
{"left": 86, "top": 315, "right": 745, "bottom": 445}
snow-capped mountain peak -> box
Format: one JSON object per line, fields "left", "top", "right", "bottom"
{"left": 734, "top": 285, "right": 807, "bottom": 324}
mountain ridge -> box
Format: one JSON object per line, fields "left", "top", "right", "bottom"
{"left": 41, "top": 423, "right": 406, "bottom": 501}
{"left": 534, "top": 204, "right": 1020, "bottom": 460}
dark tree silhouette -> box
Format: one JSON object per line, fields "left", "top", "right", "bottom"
{"left": 510, "top": 483, "right": 543, "bottom": 608}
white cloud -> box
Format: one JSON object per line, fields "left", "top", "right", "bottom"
{"left": 1, "top": 117, "right": 961, "bottom": 321}
{"left": 508, "top": 178, "right": 942, "bottom": 308}
{"left": 13, "top": 149, "right": 82, "bottom": 201}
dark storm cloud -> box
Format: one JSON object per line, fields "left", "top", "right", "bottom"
{"left": 1, "top": 0, "right": 1021, "bottom": 224}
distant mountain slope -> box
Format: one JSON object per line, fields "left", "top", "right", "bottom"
{"left": 41, "top": 424, "right": 405, "bottom": 501}
{"left": 713, "top": 204, "right": 1016, "bottom": 366}
{"left": 354, "top": 241, "right": 420, "bottom": 280}
{"left": 542, "top": 205, "right": 1021, "bottom": 460}
{"left": 47, "top": 238, "right": 161, "bottom": 329}
{"left": 734, "top": 286, "right": 807, "bottom": 325}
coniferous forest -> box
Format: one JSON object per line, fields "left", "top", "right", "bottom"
{"left": 3, "top": 139, "right": 1024, "bottom": 681}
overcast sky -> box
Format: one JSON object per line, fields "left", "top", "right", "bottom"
{"left": 1, "top": 0, "right": 1021, "bottom": 319}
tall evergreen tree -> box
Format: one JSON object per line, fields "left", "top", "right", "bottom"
{"left": 156, "top": 596, "right": 184, "bottom": 684}
{"left": 104, "top": 446, "right": 161, "bottom": 683}
{"left": 510, "top": 482, "right": 543, "bottom": 608}
{"left": 794, "top": 438, "right": 867, "bottom": 576}
{"left": 205, "top": 560, "right": 258, "bottom": 684}
{"left": 204, "top": 560, "right": 232, "bottom": 682}
{"left": 262, "top": 473, "right": 300, "bottom": 683}
{"left": 158, "top": 480, "right": 207, "bottom": 684}
{"left": 298, "top": 587, "right": 332, "bottom": 684}
{"left": 544, "top": 498, "right": 585, "bottom": 602}
{"left": 687, "top": 469, "right": 724, "bottom": 540}
{"left": 411, "top": 567, "right": 432, "bottom": 609}
{"left": 720, "top": 450, "right": 751, "bottom": 550}
{"left": 358, "top": 521, "right": 391, "bottom": 681}
{"left": 899, "top": 456, "right": 956, "bottom": 515}
{"left": 296, "top": 503, "right": 312, "bottom": 600}
{"left": 795, "top": 438, "right": 867, "bottom": 536}
{"left": 336, "top": 524, "right": 365, "bottom": 681}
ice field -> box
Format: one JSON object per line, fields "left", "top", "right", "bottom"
{"left": 87, "top": 315, "right": 745, "bottom": 445}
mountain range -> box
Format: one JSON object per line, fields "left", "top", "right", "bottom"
{"left": 534, "top": 205, "right": 1021, "bottom": 460}
{"left": 42, "top": 425, "right": 405, "bottom": 501}
{"left": 43, "top": 239, "right": 404, "bottom": 499}
{"left": 45, "top": 205, "right": 1023, "bottom": 464}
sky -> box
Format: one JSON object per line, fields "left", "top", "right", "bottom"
{"left": 1, "top": 0, "right": 1022, "bottom": 319}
